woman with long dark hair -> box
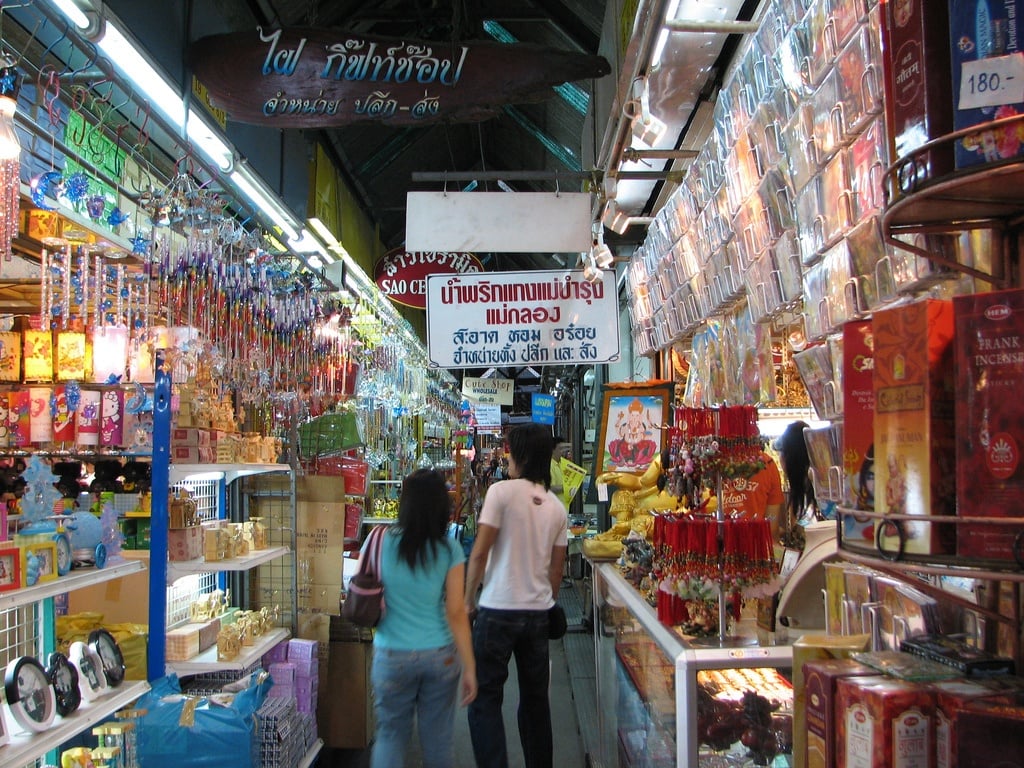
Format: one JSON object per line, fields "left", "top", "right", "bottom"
{"left": 773, "top": 420, "right": 818, "bottom": 542}
{"left": 368, "top": 469, "right": 476, "bottom": 768}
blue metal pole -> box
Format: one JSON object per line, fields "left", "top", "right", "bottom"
{"left": 148, "top": 349, "right": 171, "bottom": 681}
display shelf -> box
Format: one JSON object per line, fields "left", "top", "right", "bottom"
{"left": 834, "top": 506, "right": 1024, "bottom": 581}
{"left": 167, "top": 626, "right": 289, "bottom": 676}
{"left": 0, "top": 449, "right": 154, "bottom": 460}
{"left": 360, "top": 517, "right": 398, "bottom": 525}
{"left": 0, "top": 558, "right": 146, "bottom": 611}
{"left": 882, "top": 114, "right": 1024, "bottom": 288}
{"left": 298, "top": 738, "right": 324, "bottom": 768}
{"left": 0, "top": 679, "right": 149, "bottom": 767}
{"left": 168, "top": 463, "right": 291, "bottom": 486}
{"left": 166, "top": 545, "right": 290, "bottom": 581}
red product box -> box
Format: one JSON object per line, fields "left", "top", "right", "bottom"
{"left": 873, "top": 299, "right": 957, "bottom": 555}
{"left": 803, "top": 658, "right": 877, "bottom": 768}
{"left": 842, "top": 319, "right": 876, "bottom": 548}
{"left": 953, "top": 288, "right": 1024, "bottom": 560}
{"left": 836, "top": 675, "right": 935, "bottom": 768}
{"left": 879, "top": 0, "right": 954, "bottom": 194}
{"left": 931, "top": 678, "right": 1019, "bottom": 768}
{"left": 956, "top": 691, "right": 1024, "bottom": 767}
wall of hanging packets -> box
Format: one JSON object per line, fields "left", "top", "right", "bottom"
{"left": 624, "top": 0, "right": 995, "bottom": 408}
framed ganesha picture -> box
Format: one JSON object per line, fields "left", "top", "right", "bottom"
{"left": 596, "top": 380, "right": 673, "bottom": 476}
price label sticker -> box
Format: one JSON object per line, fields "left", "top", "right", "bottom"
{"left": 959, "top": 52, "right": 1024, "bottom": 110}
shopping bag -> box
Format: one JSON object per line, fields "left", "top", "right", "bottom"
{"left": 342, "top": 525, "right": 387, "bottom": 627}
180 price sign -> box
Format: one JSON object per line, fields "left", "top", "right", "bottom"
{"left": 959, "top": 52, "right": 1024, "bottom": 110}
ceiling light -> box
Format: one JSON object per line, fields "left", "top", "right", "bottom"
{"left": 651, "top": 0, "right": 682, "bottom": 69}
{"left": 50, "top": 0, "right": 92, "bottom": 30}
{"left": 582, "top": 254, "right": 603, "bottom": 284}
{"left": 593, "top": 243, "right": 614, "bottom": 270}
{"left": 308, "top": 217, "right": 340, "bottom": 247}
{"left": 602, "top": 200, "right": 632, "bottom": 235}
{"left": 229, "top": 167, "right": 299, "bottom": 241}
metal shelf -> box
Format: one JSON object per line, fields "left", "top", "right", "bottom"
{"left": 166, "top": 545, "right": 291, "bottom": 582}
{"left": 169, "top": 463, "right": 291, "bottom": 486}
{"left": 167, "top": 626, "right": 289, "bottom": 676}
{"left": 299, "top": 738, "right": 324, "bottom": 768}
{"left": 0, "top": 558, "right": 147, "bottom": 611}
{"left": 0, "top": 680, "right": 149, "bottom": 767}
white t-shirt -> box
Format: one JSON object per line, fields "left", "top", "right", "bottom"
{"left": 477, "top": 478, "right": 568, "bottom": 611}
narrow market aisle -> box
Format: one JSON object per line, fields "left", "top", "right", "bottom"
{"left": 320, "top": 580, "right": 593, "bottom": 767}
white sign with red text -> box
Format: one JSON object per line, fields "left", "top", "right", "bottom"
{"left": 425, "top": 269, "right": 620, "bottom": 369}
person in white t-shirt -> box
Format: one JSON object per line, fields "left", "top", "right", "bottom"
{"left": 464, "top": 423, "right": 568, "bottom": 768}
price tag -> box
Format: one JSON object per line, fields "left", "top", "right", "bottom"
{"left": 959, "top": 52, "right": 1024, "bottom": 110}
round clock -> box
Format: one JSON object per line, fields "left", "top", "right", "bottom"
{"left": 46, "top": 651, "right": 82, "bottom": 717}
{"left": 4, "top": 656, "right": 57, "bottom": 733}
{"left": 88, "top": 628, "right": 126, "bottom": 688}
{"left": 69, "top": 640, "right": 108, "bottom": 701}
{"left": 55, "top": 531, "right": 73, "bottom": 576}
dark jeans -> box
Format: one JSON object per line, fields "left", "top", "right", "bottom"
{"left": 468, "top": 607, "right": 552, "bottom": 768}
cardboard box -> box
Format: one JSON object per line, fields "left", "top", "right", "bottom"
{"left": 953, "top": 288, "right": 1024, "bottom": 560}
{"left": 803, "top": 658, "right": 877, "bottom": 768}
{"left": 931, "top": 678, "right": 1021, "bottom": 768}
{"left": 171, "top": 428, "right": 211, "bottom": 446}
{"left": 793, "top": 634, "right": 873, "bottom": 768}
{"left": 880, "top": 0, "right": 954, "bottom": 194}
{"left": 842, "top": 319, "right": 876, "bottom": 548}
{"left": 957, "top": 691, "right": 1024, "bottom": 767}
{"left": 949, "top": 0, "right": 1024, "bottom": 169}
{"left": 873, "top": 299, "right": 957, "bottom": 555}
{"left": 168, "top": 526, "right": 202, "bottom": 562}
{"left": 322, "top": 640, "right": 374, "bottom": 749}
{"left": 836, "top": 675, "right": 935, "bottom": 768}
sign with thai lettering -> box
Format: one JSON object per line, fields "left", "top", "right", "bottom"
{"left": 425, "top": 269, "right": 620, "bottom": 369}
{"left": 374, "top": 249, "right": 483, "bottom": 310}
{"left": 190, "top": 27, "right": 610, "bottom": 127}
{"left": 462, "top": 377, "right": 514, "bottom": 406}
{"left": 532, "top": 393, "right": 555, "bottom": 425}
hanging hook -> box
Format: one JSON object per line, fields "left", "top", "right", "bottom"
{"left": 554, "top": 171, "right": 560, "bottom": 197}
{"left": 134, "top": 101, "right": 152, "bottom": 153}
{"left": 39, "top": 18, "right": 71, "bottom": 71}
{"left": 442, "top": 170, "right": 448, "bottom": 197}
{"left": 66, "top": 39, "right": 99, "bottom": 79}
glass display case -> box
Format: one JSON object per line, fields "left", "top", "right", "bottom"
{"left": 591, "top": 562, "right": 795, "bottom": 767}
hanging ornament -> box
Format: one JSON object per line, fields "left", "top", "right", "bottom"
{"left": 107, "top": 207, "right": 129, "bottom": 229}
{"left": 30, "top": 170, "right": 63, "bottom": 209}
{"left": 64, "top": 171, "right": 90, "bottom": 204}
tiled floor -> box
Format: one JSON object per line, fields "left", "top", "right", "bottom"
{"left": 319, "top": 577, "right": 597, "bottom": 767}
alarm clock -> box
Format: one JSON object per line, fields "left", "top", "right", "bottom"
{"left": 46, "top": 651, "right": 82, "bottom": 717}
{"left": 4, "top": 656, "right": 57, "bottom": 732}
{"left": 89, "top": 628, "right": 126, "bottom": 688}
{"left": 69, "top": 640, "right": 108, "bottom": 701}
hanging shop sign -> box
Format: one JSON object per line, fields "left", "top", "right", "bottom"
{"left": 190, "top": 27, "right": 610, "bottom": 127}
{"left": 425, "top": 269, "right": 620, "bottom": 369}
{"left": 531, "top": 393, "right": 555, "bottom": 425}
{"left": 373, "top": 249, "right": 483, "bottom": 310}
{"left": 405, "top": 191, "right": 592, "bottom": 252}
{"left": 462, "top": 376, "right": 514, "bottom": 406}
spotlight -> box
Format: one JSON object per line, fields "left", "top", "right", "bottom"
{"left": 593, "top": 243, "right": 614, "bottom": 270}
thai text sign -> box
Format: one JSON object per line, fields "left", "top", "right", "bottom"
{"left": 374, "top": 249, "right": 483, "bottom": 310}
{"left": 532, "top": 393, "right": 555, "bottom": 425}
{"left": 190, "top": 27, "right": 609, "bottom": 126}
{"left": 426, "top": 269, "right": 620, "bottom": 369}
{"left": 462, "top": 377, "right": 514, "bottom": 406}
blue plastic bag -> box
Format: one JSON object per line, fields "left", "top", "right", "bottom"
{"left": 136, "top": 673, "right": 270, "bottom": 768}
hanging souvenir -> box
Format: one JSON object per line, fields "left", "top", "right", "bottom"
{"left": 22, "top": 329, "right": 53, "bottom": 382}
{"left": 55, "top": 330, "right": 87, "bottom": 380}
{"left": 8, "top": 389, "right": 29, "bottom": 447}
{"left": 76, "top": 389, "right": 101, "bottom": 446}
{"left": 100, "top": 389, "right": 124, "bottom": 447}
{"left": 28, "top": 386, "right": 53, "bottom": 444}
{"left": 91, "top": 326, "right": 128, "bottom": 384}
{"left": 0, "top": 330, "right": 21, "bottom": 381}
{"left": 51, "top": 385, "right": 77, "bottom": 443}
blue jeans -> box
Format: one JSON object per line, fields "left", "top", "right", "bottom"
{"left": 370, "top": 644, "right": 462, "bottom": 768}
{"left": 468, "top": 608, "right": 552, "bottom": 768}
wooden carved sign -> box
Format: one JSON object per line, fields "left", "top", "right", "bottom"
{"left": 190, "top": 27, "right": 611, "bottom": 127}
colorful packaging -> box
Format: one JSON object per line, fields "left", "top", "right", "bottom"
{"left": 51, "top": 385, "right": 76, "bottom": 443}
{"left": 836, "top": 675, "right": 935, "bottom": 768}
{"left": 880, "top": 0, "right": 954, "bottom": 194}
{"left": 0, "top": 331, "right": 22, "bottom": 381}
{"left": 100, "top": 388, "right": 124, "bottom": 447}
{"left": 948, "top": 0, "right": 1024, "bottom": 169}
{"left": 842, "top": 320, "right": 876, "bottom": 547}
{"left": 794, "top": 635, "right": 873, "bottom": 768}
{"left": 953, "top": 288, "right": 1024, "bottom": 560}
{"left": 22, "top": 329, "right": 53, "bottom": 382}
{"left": 956, "top": 691, "right": 1024, "bottom": 767}
{"left": 76, "top": 389, "right": 101, "bottom": 446}
{"left": 28, "top": 386, "right": 53, "bottom": 444}
{"left": 803, "top": 658, "right": 876, "bottom": 768}
{"left": 873, "top": 299, "right": 956, "bottom": 555}
{"left": 8, "top": 389, "right": 30, "bottom": 447}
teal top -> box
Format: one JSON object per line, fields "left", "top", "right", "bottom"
{"left": 372, "top": 529, "right": 465, "bottom": 650}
